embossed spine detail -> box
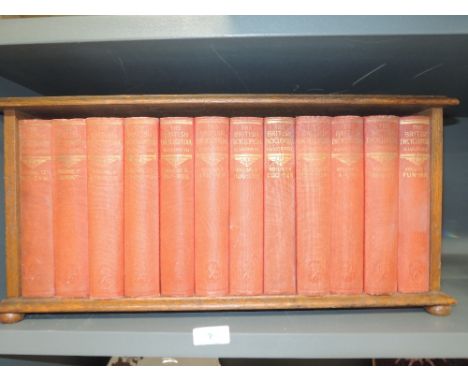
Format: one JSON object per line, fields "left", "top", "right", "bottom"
{"left": 19, "top": 119, "right": 55, "bottom": 297}
{"left": 87, "top": 118, "right": 124, "bottom": 298}
{"left": 296, "top": 116, "right": 331, "bottom": 295}
{"left": 53, "top": 119, "right": 88, "bottom": 297}
{"left": 364, "top": 116, "right": 399, "bottom": 295}
{"left": 124, "top": 117, "right": 160, "bottom": 297}
{"left": 160, "top": 117, "right": 194, "bottom": 296}
{"left": 264, "top": 117, "right": 296, "bottom": 295}
{"left": 398, "top": 115, "right": 431, "bottom": 293}
{"left": 330, "top": 116, "right": 364, "bottom": 294}
{"left": 229, "top": 117, "right": 264, "bottom": 295}
{"left": 195, "top": 117, "right": 230, "bottom": 296}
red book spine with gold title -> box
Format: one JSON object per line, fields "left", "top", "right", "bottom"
{"left": 330, "top": 116, "right": 364, "bottom": 294}
{"left": 19, "top": 119, "right": 55, "bottom": 297}
{"left": 194, "top": 117, "right": 229, "bottom": 296}
{"left": 53, "top": 119, "right": 88, "bottom": 297}
{"left": 160, "top": 117, "right": 194, "bottom": 296}
{"left": 398, "top": 116, "right": 431, "bottom": 293}
{"left": 296, "top": 116, "right": 331, "bottom": 295}
{"left": 364, "top": 116, "right": 399, "bottom": 295}
{"left": 229, "top": 117, "right": 264, "bottom": 296}
{"left": 124, "top": 117, "right": 160, "bottom": 297}
{"left": 264, "top": 117, "right": 296, "bottom": 295}
{"left": 87, "top": 118, "right": 124, "bottom": 298}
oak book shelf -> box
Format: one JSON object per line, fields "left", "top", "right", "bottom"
{"left": 0, "top": 94, "right": 459, "bottom": 324}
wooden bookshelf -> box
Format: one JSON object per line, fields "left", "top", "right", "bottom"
{"left": 0, "top": 94, "right": 459, "bottom": 324}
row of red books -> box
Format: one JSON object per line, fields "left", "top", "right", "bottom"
{"left": 19, "top": 115, "right": 430, "bottom": 298}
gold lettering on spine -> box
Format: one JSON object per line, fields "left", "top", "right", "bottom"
{"left": 161, "top": 123, "right": 193, "bottom": 180}
{"left": 232, "top": 125, "right": 262, "bottom": 179}
{"left": 265, "top": 123, "right": 293, "bottom": 179}
{"left": 400, "top": 126, "right": 430, "bottom": 178}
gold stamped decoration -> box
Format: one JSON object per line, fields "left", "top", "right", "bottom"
{"left": 366, "top": 152, "right": 398, "bottom": 164}
{"left": 162, "top": 154, "right": 192, "bottom": 167}
{"left": 267, "top": 153, "right": 292, "bottom": 166}
{"left": 21, "top": 156, "right": 51, "bottom": 168}
{"left": 400, "top": 153, "right": 429, "bottom": 166}
{"left": 127, "top": 154, "right": 157, "bottom": 164}
{"left": 198, "top": 153, "right": 227, "bottom": 167}
{"left": 56, "top": 155, "right": 86, "bottom": 167}
{"left": 301, "top": 153, "right": 329, "bottom": 163}
{"left": 234, "top": 153, "right": 261, "bottom": 167}
{"left": 332, "top": 152, "right": 362, "bottom": 165}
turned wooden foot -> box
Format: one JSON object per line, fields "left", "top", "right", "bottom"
{"left": 0, "top": 313, "right": 25, "bottom": 324}
{"left": 425, "top": 305, "right": 452, "bottom": 316}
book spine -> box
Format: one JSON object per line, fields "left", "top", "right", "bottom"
{"left": 296, "top": 116, "right": 331, "bottom": 295}
{"left": 364, "top": 116, "right": 399, "bottom": 295}
{"left": 19, "top": 119, "right": 55, "bottom": 297}
{"left": 264, "top": 117, "right": 296, "bottom": 295}
{"left": 160, "top": 117, "right": 194, "bottom": 296}
{"left": 330, "top": 116, "right": 364, "bottom": 294}
{"left": 195, "top": 117, "right": 230, "bottom": 296}
{"left": 124, "top": 117, "right": 160, "bottom": 297}
{"left": 53, "top": 119, "right": 88, "bottom": 297}
{"left": 87, "top": 118, "right": 124, "bottom": 298}
{"left": 229, "top": 117, "right": 264, "bottom": 296}
{"left": 398, "top": 116, "right": 431, "bottom": 293}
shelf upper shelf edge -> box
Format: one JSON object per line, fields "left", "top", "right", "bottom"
{"left": 0, "top": 94, "right": 460, "bottom": 108}
{"left": 0, "top": 95, "right": 459, "bottom": 119}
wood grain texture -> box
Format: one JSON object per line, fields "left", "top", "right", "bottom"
{"left": 0, "top": 95, "right": 460, "bottom": 119}
{"left": 0, "top": 292, "right": 456, "bottom": 314}
{"left": 430, "top": 108, "right": 444, "bottom": 291}
{"left": 0, "top": 94, "right": 460, "bottom": 108}
{"left": 3, "top": 109, "right": 21, "bottom": 298}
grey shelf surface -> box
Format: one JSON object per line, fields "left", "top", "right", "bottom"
{"left": 1, "top": 16, "right": 468, "bottom": 46}
{"left": 0, "top": 16, "right": 467, "bottom": 116}
{"left": 0, "top": 254, "right": 467, "bottom": 359}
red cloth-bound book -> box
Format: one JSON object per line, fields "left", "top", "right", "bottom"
{"left": 194, "top": 117, "right": 230, "bottom": 296}
{"left": 160, "top": 117, "right": 195, "bottom": 296}
{"left": 364, "top": 116, "right": 399, "bottom": 295}
{"left": 229, "top": 117, "right": 264, "bottom": 296}
{"left": 19, "top": 119, "right": 55, "bottom": 297}
{"left": 398, "top": 116, "right": 431, "bottom": 293}
{"left": 264, "top": 117, "right": 296, "bottom": 295}
{"left": 87, "top": 118, "right": 124, "bottom": 298}
{"left": 330, "top": 116, "right": 364, "bottom": 294}
{"left": 124, "top": 117, "right": 160, "bottom": 297}
{"left": 53, "top": 118, "right": 89, "bottom": 297}
{"left": 296, "top": 116, "right": 332, "bottom": 295}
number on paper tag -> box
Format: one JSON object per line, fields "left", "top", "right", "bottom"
{"left": 192, "top": 325, "right": 231, "bottom": 346}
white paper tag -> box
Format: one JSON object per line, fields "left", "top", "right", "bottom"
{"left": 192, "top": 325, "right": 231, "bottom": 346}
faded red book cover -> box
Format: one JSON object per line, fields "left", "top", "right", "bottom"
{"left": 364, "top": 116, "right": 399, "bottom": 295}
{"left": 296, "top": 116, "right": 331, "bottom": 295}
{"left": 330, "top": 116, "right": 364, "bottom": 294}
{"left": 194, "top": 117, "right": 229, "bottom": 296}
{"left": 229, "top": 117, "right": 264, "bottom": 296}
{"left": 53, "top": 119, "right": 88, "bottom": 297}
{"left": 87, "top": 118, "right": 124, "bottom": 298}
{"left": 124, "top": 117, "right": 160, "bottom": 297}
{"left": 398, "top": 116, "right": 431, "bottom": 293}
{"left": 19, "top": 119, "right": 55, "bottom": 297}
{"left": 264, "top": 117, "right": 296, "bottom": 295}
{"left": 160, "top": 117, "right": 194, "bottom": 296}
